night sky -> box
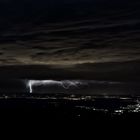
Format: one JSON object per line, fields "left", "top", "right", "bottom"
{"left": 1, "top": 1, "right": 140, "bottom": 117}
{"left": 0, "top": 0, "right": 140, "bottom": 80}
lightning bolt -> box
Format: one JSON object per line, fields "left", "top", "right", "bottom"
{"left": 27, "top": 80, "right": 123, "bottom": 94}
{"left": 27, "top": 80, "right": 82, "bottom": 93}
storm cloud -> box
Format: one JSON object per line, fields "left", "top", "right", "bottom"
{"left": 0, "top": 0, "right": 140, "bottom": 65}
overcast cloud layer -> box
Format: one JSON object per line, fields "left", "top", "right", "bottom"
{"left": 0, "top": 0, "right": 140, "bottom": 65}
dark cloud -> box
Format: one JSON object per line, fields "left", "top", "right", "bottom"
{"left": 0, "top": 60, "right": 140, "bottom": 82}
{"left": 1, "top": 20, "right": 140, "bottom": 65}
{"left": 0, "top": 0, "right": 140, "bottom": 66}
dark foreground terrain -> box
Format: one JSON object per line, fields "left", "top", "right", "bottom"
{"left": 0, "top": 95, "right": 140, "bottom": 120}
{"left": 0, "top": 79, "right": 140, "bottom": 120}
